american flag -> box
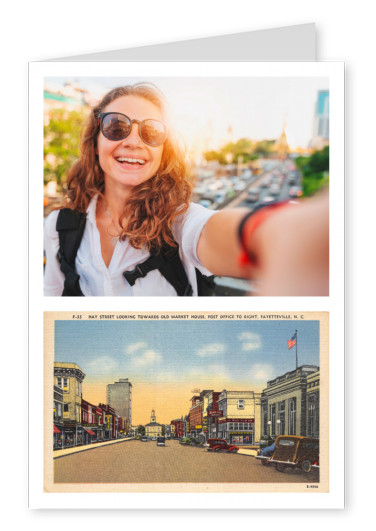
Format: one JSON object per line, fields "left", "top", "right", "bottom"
{"left": 288, "top": 332, "right": 297, "bottom": 350}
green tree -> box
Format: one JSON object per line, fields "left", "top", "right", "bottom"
{"left": 137, "top": 425, "right": 145, "bottom": 436}
{"left": 44, "top": 108, "right": 88, "bottom": 190}
{"left": 203, "top": 138, "right": 257, "bottom": 164}
{"left": 253, "top": 139, "right": 275, "bottom": 156}
{"left": 203, "top": 150, "right": 227, "bottom": 165}
{"left": 295, "top": 146, "right": 329, "bottom": 196}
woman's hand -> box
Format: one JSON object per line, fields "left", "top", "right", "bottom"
{"left": 197, "top": 190, "right": 329, "bottom": 296}
{"left": 244, "top": 191, "right": 329, "bottom": 295}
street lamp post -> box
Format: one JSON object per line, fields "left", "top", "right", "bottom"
{"left": 267, "top": 420, "right": 272, "bottom": 438}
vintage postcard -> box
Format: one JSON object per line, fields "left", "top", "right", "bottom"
{"left": 43, "top": 311, "right": 329, "bottom": 500}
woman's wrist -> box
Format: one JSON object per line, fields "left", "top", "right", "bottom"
{"left": 237, "top": 201, "right": 294, "bottom": 269}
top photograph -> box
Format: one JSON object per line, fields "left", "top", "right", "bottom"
{"left": 43, "top": 75, "right": 330, "bottom": 297}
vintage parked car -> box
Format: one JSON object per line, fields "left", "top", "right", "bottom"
{"left": 156, "top": 436, "right": 166, "bottom": 446}
{"left": 259, "top": 436, "right": 275, "bottom": 450}
{"left": 255, "top": 435, "right": 319, "bottom": 473}
{"left": 256, "top": 442, "right": 275, "bottom": 466}
{"left": 140, "top": 436, "right": 148, "bottom": 442}
{"left": 206, "top": 438, "right": 239, "bottom": 453}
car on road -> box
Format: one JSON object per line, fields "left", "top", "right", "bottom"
{"left": 198, "top": 198, "right": 213, "bottom": 209}
{"left": 259, "top": 436, "right": 275, "bottom": 450}
{"left": 206, "top": 438, "right": 239, "bottom": 453}
{"left": 269, "top": 183, "right": 281, "bottom": 196}
{"left": 256, "top": 435, "right": 319, "bottom": 473}
{"left": 289, "top": 186, "right": 303, "bottom": 198}
{"left": 261, "top": 195, "right": 275, "bottom": 205}
{"left": 140, "top": 436, "right": 148, "bottom": 442}
{"left": 156, "top": 437, "right": 166, "bottom": 446}
{"left": 245, "top": 189, "right": 260, "bottom": 203}
{"left": 256, "top": 442, "right": 275, "bottom": 466}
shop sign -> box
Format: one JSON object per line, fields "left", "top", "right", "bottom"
{"left": 195, "top": 425, "right": 202, "bottom": 429}
{"left": 208, "top": 410, "right": 223, "bottom": 418}
{"left": 225, "top": 418, "right": 254, "bottom": 423}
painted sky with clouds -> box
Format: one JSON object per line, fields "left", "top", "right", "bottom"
{"left": 54, "top": 319, "right": 320, "bottom": 425}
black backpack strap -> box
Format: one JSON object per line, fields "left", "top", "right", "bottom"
{"left": 195, "top": 269, "right": 216, "bottom": 296}
{"left": 56, "top": 209, "right": 87, "bottom": 296}
{"left": 123, "top": 244, "right": 193, "bottom": 296}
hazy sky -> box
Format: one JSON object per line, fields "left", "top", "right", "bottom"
{"left": 54, "top": 319, "right": 320, "bottom": 425}
{"left": 45, "top": 76, "right": 329, "bottom": 151}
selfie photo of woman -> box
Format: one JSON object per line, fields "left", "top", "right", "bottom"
{"left": 43, "top": 77, "right": 330, "bottom": 297}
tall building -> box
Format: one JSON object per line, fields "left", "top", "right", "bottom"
{"left": 106, "top": 378, "right": 132, "bottom": 426}
{"left": 274, "top": 121, "right": 290, "bottom": 159}
{"left": 311, "top": 90, "right": 329, "bottom": 149}
{"left": 54, "top": 362, "right": 85, "bottom": 447}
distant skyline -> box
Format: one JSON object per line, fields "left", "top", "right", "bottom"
{"left": 54, "top": 318, "right": 320, "bottom": 425}
{"left": 45, "top": 76, "right": 329, "bottom": 151}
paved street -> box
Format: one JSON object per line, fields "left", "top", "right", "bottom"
{"left": 54, "top": 439, "right": 319, "bottom": 484}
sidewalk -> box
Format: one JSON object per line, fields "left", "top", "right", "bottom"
{"left": 238, "top": 447, "right": 258, "bottom": 457}
{"left": 53, "top": 437, "right": 134, "bottom": 459}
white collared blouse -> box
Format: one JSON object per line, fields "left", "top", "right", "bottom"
{"left": 44, "top": 196, "right": 216, "bottom": 296}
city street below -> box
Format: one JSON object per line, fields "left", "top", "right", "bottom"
{"left": 54, "top": 439, "right": 319, "bottom": 484}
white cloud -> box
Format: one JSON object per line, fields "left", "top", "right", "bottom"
{"left": 131, "top": 350, "right": 162, "bottom": 368}
{"left": 196, "top": 343, "right": 226, "bottom": 357}
{"left": 207, "top": 364, "right": 229, "bottom": 380}
{"left": 248, "top": 363, "right": 274, "bottom": 384}
{"left": 126, "top": 342, "right": 147, "bottom": 354}
{"left": 151, "top": 370, "right": 178, "bottom": 383}
{"left": 238, "top": 332, "right": 262, "bottom": 351}
{"left": 86, "top": 356, "right": 118, "bottom": 375}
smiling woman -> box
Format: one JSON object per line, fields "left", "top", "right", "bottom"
{"left": 44, "top": 83, "right": 216, "bottom": 296}
{"left": 44, "top": 82, "right": 329, "bottom": 297}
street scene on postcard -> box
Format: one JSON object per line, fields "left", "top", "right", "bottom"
{"left": 50, "top": 315, "right": 324, "bottom": 486}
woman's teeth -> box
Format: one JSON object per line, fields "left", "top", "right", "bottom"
{"left": 116, "top": 157, "right": 146, "bottom": 165}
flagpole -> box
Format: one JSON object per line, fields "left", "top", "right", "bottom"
{"left": 295, "top": 329, "right": 298, "bottom": 369}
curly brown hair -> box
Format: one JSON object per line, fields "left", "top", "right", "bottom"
{"left": 61, "top": 83, "right": 192, "bottom": 250}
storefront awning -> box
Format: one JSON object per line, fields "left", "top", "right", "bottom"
{"left": 53, "top": 425, "right": 61, "bottom": 434}
{"left": 84, "top": 427, "right": 95, "bottom": 436}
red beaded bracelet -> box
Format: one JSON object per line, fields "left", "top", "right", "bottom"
{"left": 237, "top": 201, "right": 292, "bottom": 268}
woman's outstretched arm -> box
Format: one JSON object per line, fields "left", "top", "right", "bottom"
{"left": 197, "top": 190, "right": 329, "bottom": 296}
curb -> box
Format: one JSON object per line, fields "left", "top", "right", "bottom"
{"left": 53, "top": 437, "right": 134, "bottom": 459}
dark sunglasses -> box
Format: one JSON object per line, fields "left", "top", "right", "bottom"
{"left": 98, "top": 112, "right": 167, "bottom": 147}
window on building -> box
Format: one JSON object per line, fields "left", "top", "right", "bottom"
{"left": 278, "top": 400, "right": 286, "bottom": 435}
{"left": 289, "top": 398, "right": 297, "bottom": 435}
{"left": 270, "top": 404, "right": 276, "bottom": 436}
{"left": 64, "top": 404, "right": 69, "bottom": 413}
{"left": 308, "top": 394, "right": 319, "bottom": 438}
{"left": 262, "top": 403, "right": 268, "bottom": 436}
{"left": 238, "top": 399, "right": 245, "bottom": 409}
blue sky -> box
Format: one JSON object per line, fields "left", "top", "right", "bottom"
{"left": 55, "top": 319, "right": 319, "bottom": 385}
{"left": 54, "top": 318, "right": 320, "bottom": 423}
